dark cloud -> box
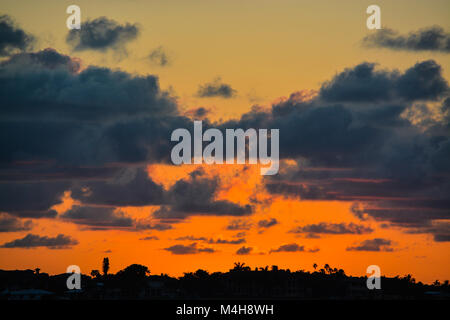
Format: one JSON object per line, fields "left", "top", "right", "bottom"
{"left": 153, "top": 169, "right": 253, "bottom": 220}
{"left": 363, "top": 26, "right": 450, "bottom": 53}
{"left": 71, "top": 167, "right": 165, "bottom": 207}
{"left": 0, "top": 14, "right": 34, "bottom": 56}
{"left": 0, "top": 48, "right": 188, "bottom": 166}
{"left": 319, "top": 61, "right": 448, "bottom": 103}
{"left": 220, "top": 60, "right": 450, "bottom": 240}
{"left": 270, "top": 243, "right": 305, "bottom": 253}
{"left": 0, "top": 213, "right": 33, "bottom": 232}
{"left": 175, "top": 235, "right": 245, "bottom": 244}
{"left": 148, "top": 46, "right": 171, "bottom": 66}
{"left": 185, "top": 107, "right": 211, "bottom": 119}
{"left": 2, "top": 47, "right": 80, "bottom": 72}
{"left": 346, "top": 238, "right": 394, "bottom": 252}
{"left": 226, "top": 219, "right": 253, "bottom": 231}
{"left": 404, "top": 221, "right": 450, "bottom": 242}
{"left": 257, "top": 218, "right": 278, "bottom": 229}
{"left": 0, "top": 233, "right": 78, "bottom": 249}
{"left": 236, "top": 246, "right": 252, "bottom": 255}
{"left": 197, "top": 78, "right": 236, "bottom": 98}
{"left": 164, "top": 242, "right": 215, "bottom": 255}
{"left": 60, "top": 204, "right": 172, "bottom": 231}
{"left": 60, "top": 205, "right": 134, "bottom": 229}
{"left": 139, "top": 236, "right": 159, "bottom": 240}
{"left": 0, "top": 181, "right": 67, "bottom": 218}
{"left": 66, "top": 17, "right": 139, "bottom": 52}
{"left": 289, "top": 222, "right": 373, "bottom": 237}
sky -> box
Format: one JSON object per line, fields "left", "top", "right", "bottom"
{"left": 0, "top": 0, "right": 449, "bottom": 283}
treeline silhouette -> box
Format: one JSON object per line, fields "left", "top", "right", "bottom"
{"left": 0, "top": 258, "right": 449, "bottom": 300}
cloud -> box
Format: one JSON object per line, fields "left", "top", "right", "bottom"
{"left": 175, "top": 235, "right": 245, "bottom": 244}
{"left": 196, "top": 78, "right": 237, "bottom": 98}
{"left": 0, "top": 181, "right": 67, "bottom": 218}
{"left": 0, "top": 233, "right": 78, "bottom": 249}
{"left": 319, "top": 61, "right": 448, "bottom": 102}
{"left": 346, "top": 238, "right": 394, "bottom": 252}
{"left": 257, "top": 218, "right": 278, "bottom": 229}
{"left": 289, "top": 222, "right": 373, "bottom": 237}
{"left": 363, "top": 26, "right": 450, "bottom": 53}
{"left": 236, "top": 246, "right": 252, "bottom": 255}
{"left": 0, "top": 14, "right": 34, "bottom": 56}
{"left": 153, "top": 169, "right": 253, "bottom": 220}
{"left": 71, "top": 167, "right": 165, "bottom": 207}
{"left": 270, "top": 243, "right": 304, "bottom": 253}
{"left": 0, "top": 213, "right": 33, "bottom": 232}
{"left": 3, "top": 47, "right": 81, "bottom": 72}
{"left": 0, "top": 48, "right": 187, "bottom": 166}
{"left": 61, "top": 205, "right": 173, "bottom": 231}
{"left": 139, "top": 236, "right": 159, "bottom": 240}
{"left": 61, "top": 205, "right": 134, "bottom": 229}
{"left": 164, "top": 242, "right": 215, "bottom": 255}
{"left": 220, "top": 60, "right": 450, "bottom": 240}
{"left": 185, "top": 107, "right": 211, "bottom": 119}
{"left": 148, "top": 46, "right": 171, "bottom": 66}
{"left": 66, "top": 17, "right": 139, "bottom": 52}
{"left": 60, "top": 204, "right": 172, "bottom": 231}
{"left": 226, "top": 219, "right": 253, "bottom": 231}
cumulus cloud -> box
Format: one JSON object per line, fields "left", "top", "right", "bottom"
{"left": 1, "top": 45, "right": 449, "bottom": 244}
{"left": 66, "top": 17, "right": 139, "bottom": 52}
{"left": 363, "top": 26, "right": 450, "bottom": 53}
{"left": 148, "top": 46, "right": 171, "bottom": 66}
{"left": 61, "top": 205, "right": 133, "bottom": 229}
{"left": 0, "top": 181, "right": 67, "bottom": 218}
{"left": 0, "top": 233, "right": 78, "bottom": 249}
{"left": 236, "top": 246, "right": 252, "bottom": 255}
{"left": 0, "top": 48, "right": 187, "bottom": 166}
{"left": 175, "top": 235, "right": 245, "bottom": 244}
{"left": 270, "top": 243, "right": 305, "bottom": 253}
{"left": 60, "top": 205, "right": 171, "bottom": 231}
{"left": 346, "top": 238, "right": 394, "bottom": 252}
{"left": 71, "top": 167, "right": 165, "bottom": 207}
{"left": 0, "top": 213, "right": 33, "bottom": 232}
{"left": 257, "top": 218, "right": 278, "bottom": 229}
{"left": 196, "top": 78, "right": 237, "bottom": 98}
{"left": 164, "top": 242, "right": 215, "bottom": 255}
{"left": 153, "top": 169, "right": 253, "bottom": 220}
{"left": 139, "top": 236, "right": 159, "bottom": 240}
{"left": 289, "top": 222, "right": 373, "bottom": 237}
{"left": 0, "top": 14, "right": 34, "bottom": 56}
{"left": 226, "top": 219, "right": 253, "bottom": 231}
{"left": 319, "top": 60, "right": 448, "bottom": 102}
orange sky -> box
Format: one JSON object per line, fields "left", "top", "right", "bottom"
{"left": 0, "top": 0, "right": 449, "bottom": 284}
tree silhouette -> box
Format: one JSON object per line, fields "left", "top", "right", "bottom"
{"left": 232, "top": 262, "right": 250, "bottom": 272}
{"left": 91, "top": 269, "right": 101, "bottom": 279}
{"left": 313, "top": 263, "right": 317, "bottom": 271}
{"left": 102, "top": 257, "right": 110, "bottom": 276}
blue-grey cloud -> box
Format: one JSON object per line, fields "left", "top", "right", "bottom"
{"left": 148, "top": 46, "right": 171, "bottom": 66}
{"left": 66, "top": 17, "right": 139, "bottom": 52}
{"left": 363, "top": 26, "right": 450, "bottom": 53}
{"left": 0, "top": 14, "right": 34, "bottom": 56}
{"left": 0, "top": 213, "right": 33, "bottom": 232}
{"left": 0, "top": 233, "right": 78, "bottom": 249}
{"left": 197, "top": 78, "right": 236, "bottom": 98}
{"left": 236, "top": 246, "right": 252, "bottom": 255}
{"left": 346, "top": 238, "right": 394, "bottom": 252}
{"left": 164, "top": 242, "right": 215, "bottom": 255}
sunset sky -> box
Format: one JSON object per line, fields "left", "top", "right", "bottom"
{"left": 0, "top": 0, "right": 449, "bottom": 284}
